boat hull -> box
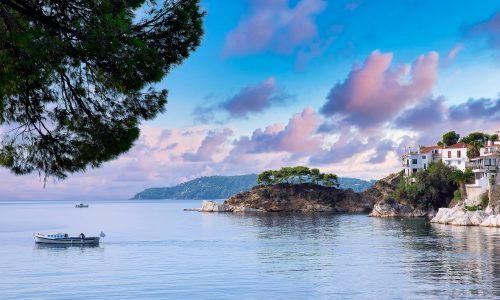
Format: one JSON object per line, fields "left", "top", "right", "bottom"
{"left": 34, "top": 236, "right": 99, "bottom": 245}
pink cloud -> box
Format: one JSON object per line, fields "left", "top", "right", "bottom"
{"left": 445, "top": 43, "right": 463, "bottom": 63}
{"left": 310, "top": 132, "right": 367, "bottom": 164}
{"left": 182, "top": 128, "right": 233, "bottom": 162}
{"left": 223, "top": 0, "right": 326, "bottom": 56}
{"left": 394, "top": 96, "right": 448, "bottom": 130}
{"left": 221, "top": 77, "right": 289, "bottom": 117}
{"left": 228, "top": 107, "right": 323, "bottom": 158}
{"left": 193, "top": 77, "right": 293, "bottom": 122}
{"left": 320, "top": 50, "right": 439, "bottom": 128}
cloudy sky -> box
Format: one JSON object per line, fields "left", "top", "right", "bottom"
{"left": 2, "top": 0, "right": 500, "bottom": 200}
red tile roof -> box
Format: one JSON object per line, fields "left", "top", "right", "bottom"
{"left": 420, "top": 146, "right": 441, "bottom": 154}
{"left": 443, "top": 142, "right": 468, "bottom": 149}
{"left": 419, "top": 143, "right": 469, "bottom": 153}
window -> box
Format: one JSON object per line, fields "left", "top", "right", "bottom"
{"left": 412, "top": 169, "right": 417, "bottom": 174}
{"left": 412, "top": 159, "right": 418, "bottom": 164}
{"left": 422, "top": 155, "right": 426, "bottom": 159}
{"left": 457, "top": 150, "right": 461, "bottom": 158}
{"left": 448, "top": 151, "right": 451, "bottom": 158}
{"left": 458, "top": 161, "right": 461, "bottom": 165}
{"left": 424, "top": 163, "right": 427, "bottom": 169}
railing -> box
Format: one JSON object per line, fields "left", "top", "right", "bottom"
{"left": 465, "top": 163, "right": 498, "bottom": 172}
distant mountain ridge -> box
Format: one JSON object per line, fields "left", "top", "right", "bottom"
{"left": 132, "top": 174, "right": 375, "bottom": 200}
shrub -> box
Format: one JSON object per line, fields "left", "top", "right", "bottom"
{"left": 393, "top": 161, "right": 457, "bottom": 209}
{"left": 465, "top": 205, "right": 481, "bottom": 212}
{"left": 481, "top": 193, "right": 490, "bottom": 208}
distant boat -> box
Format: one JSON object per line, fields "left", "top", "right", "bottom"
{"left": 33, "top": 232, "right": 105, "bottom": 245}
{"left": 75, "top": 203, "right": 89, "bottom": 208}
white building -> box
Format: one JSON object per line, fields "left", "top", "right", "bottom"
{"left": 402, "top": 144, "right": 469, "bottom": 177}
{"left": 402, "top": 146, "right": 442, "bottom": 177}
{"left": 465, "top": 140, "right": 500, "bottom": 205}
{"left": 441, "top": 142, "right": 469, "bottom": 172}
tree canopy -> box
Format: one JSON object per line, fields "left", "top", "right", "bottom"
{"left": 395, "top": 161, "right": 457, "bottom": 209}
{"left": 0, "top": 0, "right": 205, "bottom": 179}
{"left": 441, "top": 131, "right": 460, "bottom": 146}
{"left": 257, "top": 166, "right": 339, "bottom": 187}
{"left": 450, "top": 168, "right": 474, "bottom": 200}
{"left": 460, "top": 132, "right": 496, "bottom": 144}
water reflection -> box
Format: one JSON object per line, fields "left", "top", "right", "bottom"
{"left": 370, "top": 217, "right": 500, "bottom": 298}
{"left": 34, "top": 243, "right": 101, "bottom": 250}
{"left": 227, "top": 212, "right": 341, "bottom": 240}
{"left": 225, "top": 213, "right": 500, "bottom": 299}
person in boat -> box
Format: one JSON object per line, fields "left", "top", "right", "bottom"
{"left": 65, "top": 233, "right": 68, "bottom": 238}
{"left": 79, "top": 233, "right": 85, "bottom": 239}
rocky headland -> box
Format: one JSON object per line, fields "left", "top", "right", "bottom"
{"left": 365, "top": 172, "right": 438, "bottom": 218}
{"left": 189, "top": 173, "right": 400, "bottom": 213}
{"left": 223, "top": 183, "right": 371, "bottom": 213}
{"left": 186, "top": 169, "right": 500, "bottom": 227}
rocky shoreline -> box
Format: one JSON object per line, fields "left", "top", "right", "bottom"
{"left": 430, "top": 205, "right": 500, "bottom": 227}
{"left": 368, "top": 201, "right": 436, "bottom": 218}
{"left": 185, "top": 172, "right": 500, "bottom": 228}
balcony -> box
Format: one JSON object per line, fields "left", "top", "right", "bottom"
{"left": 465, "top": 162, "right": 498, "bottom": 172}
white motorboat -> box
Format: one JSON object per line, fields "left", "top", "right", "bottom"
{"left": 75, "top": 203, "right": 89, "bottom": 208}
{"left": 33, "top": 232, "right": 105, "bottom": 245}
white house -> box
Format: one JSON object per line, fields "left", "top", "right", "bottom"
{"left": 441, "top": 142, "right": 469, "bottom": 172}
{"left": 402, "top": 144, "right": 466, "bottom": 176}
{"left": 465, "top": 140, "right": 500, "bottom": 205}
{"left": 402, "top": 146, "right": 433, "bottom": 177}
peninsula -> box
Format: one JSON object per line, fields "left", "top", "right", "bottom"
{"left": 192, "top": 166, "right": 397, "bottom": 213}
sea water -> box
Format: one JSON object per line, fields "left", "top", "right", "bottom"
{"left": 1, "top": 200, "right": 500, "bottom": 299}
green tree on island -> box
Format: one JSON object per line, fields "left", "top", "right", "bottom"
{"left": 257, "top": 166, "right": 339, "bottom": 188}
{"left": 322, "top": 173, "right": 339, "bottom": 187}
{"left": 0, "top": 0, "right": 205, "bottom": 179}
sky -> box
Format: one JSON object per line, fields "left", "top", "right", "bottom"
{"left": 1, "top": 0, "right": 500, "bottom": 200}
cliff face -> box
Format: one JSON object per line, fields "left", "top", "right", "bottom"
{"left": 224, "top": 182, "right": 379, "bottom": 213}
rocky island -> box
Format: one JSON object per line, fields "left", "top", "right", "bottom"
{"left": 190, "top": 166, "right": 396, "bottom": 213}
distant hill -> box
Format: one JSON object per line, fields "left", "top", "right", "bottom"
{"left": 132, "top": 174, "right": 375, "bottom": 200}
{"left": 338, "top": 177, "right": 377, "bottom": 193}
{"left": 132, "top": 175, "right": 258, "bottom": 200}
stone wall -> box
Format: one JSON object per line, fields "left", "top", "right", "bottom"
{"left": 487, "top": 185, "right": 500, "bottom": 214}
{"left": 466, "top": 185, "right": 483, "bottom": 206}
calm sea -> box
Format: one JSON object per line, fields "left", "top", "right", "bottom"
{"left": 1, "top": 200, "right": 500, "bottom": 299}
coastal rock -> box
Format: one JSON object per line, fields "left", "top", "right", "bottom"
{"left": 486, "top": 185, "right": 500, "bottom": 215}
{"left": 231, "top": 206, "right": 262, "bottom": 213}
{"left": 223, "top": 173, "right": 405, "bottom": 213}
{"left": 368, "top": 201, "right": 431, "bottom": 218}
{"left": 480, "top": 215, "right": 500, "bottom": 227}
{"left": 366, "top": 173, "right": 440, "bottom": 218}
{"left": 224, "top": 183, "right": 374, "bottom": 213}
{"left": 199, "top": 200, "right": 231, "bottom": 212}
{"left": 430, "top": 206, "right": 490, "bottom": 226}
